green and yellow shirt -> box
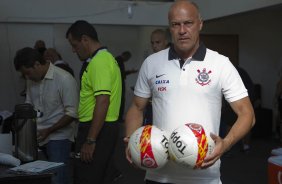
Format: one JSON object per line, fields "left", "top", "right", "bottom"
{"left": 79, "top": 47, "right": 122, "bottom": 123}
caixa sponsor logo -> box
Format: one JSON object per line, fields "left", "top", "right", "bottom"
{"left": 155, "top": 80, "right": 169, "bottom": 84}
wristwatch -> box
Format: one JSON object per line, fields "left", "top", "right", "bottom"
{"left": 86, "top": 138, "right": 96, "bottom": 145}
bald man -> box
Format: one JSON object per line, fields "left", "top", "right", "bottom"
{"left": 150, "top": 29, "right": 169, "bottom": 53}
{"left": 124, "top": 1, "right": 255, "bottom": 183}
{"left": 43, "top": 48, "right": 74, "bottom": 76}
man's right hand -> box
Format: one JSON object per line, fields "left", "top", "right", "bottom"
{"left": 123, "top": 137, "right": 133, "bottom": 164}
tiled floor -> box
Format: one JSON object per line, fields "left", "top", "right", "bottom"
{"left": 220, "top": 138, "right": 280, "bottom": 184}
{"left": 113, "top": 123, "right": 281, "bottom": 184}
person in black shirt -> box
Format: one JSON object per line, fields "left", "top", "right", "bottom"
{"left": 115, "top": 51, "right": 138, "bottom": 122}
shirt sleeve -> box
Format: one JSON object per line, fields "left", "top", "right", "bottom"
{"left": 134, "top": 58, "right": 152, "bottom": 98}
{"left": 220, "top": 59, "right": 248, "bottom": 103}
{"left": 88, "top": 54, "right": 113, "bottom": 96}
{"left": 59, "top": 75, "right": 79, "bottom": 119}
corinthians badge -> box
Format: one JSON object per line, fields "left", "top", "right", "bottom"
{"left": 195, "top": 68, "right": 212, "bottom": 86}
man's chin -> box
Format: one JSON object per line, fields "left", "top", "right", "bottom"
{"left": 176, "top": 43, "right": 193, "bottom": 52}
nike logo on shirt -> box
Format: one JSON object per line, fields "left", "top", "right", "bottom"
{"left": 156, "top": 74, "right": 166, "bottom": 78}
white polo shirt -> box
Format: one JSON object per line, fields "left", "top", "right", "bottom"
{"left": 134, "top": 43, "right": 248, "bottom": 184}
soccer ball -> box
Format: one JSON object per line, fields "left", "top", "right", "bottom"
{"left": 168, "top": 123, "right": 214, "bottom": 168}
{"left": 128, "top": 125, "right": 169, "bottom": 170}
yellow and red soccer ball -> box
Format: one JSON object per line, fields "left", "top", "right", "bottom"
{"left": 128, "top": 125, "right": 169, "bottom": 170}
{"left": 168, "top": 123, "right": 215, "bottom": 168}
{"left": 128, "top": 123, "right": 214, "bottom": 170}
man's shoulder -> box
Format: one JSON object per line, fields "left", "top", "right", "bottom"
{"left": 53, "top": 66, "right": 76, "bottom": 84}
{"left": 203, "top": 48, "right": 230, "bottom": 66}
{"left": 95, "top": 49, "right": 114, "bottom": 58}
{"left": 54, "top": 65, "right": 71, "bottom": 76}
{"left": 91, "top": 50, "right": 116, "bottom": 65}
{"left": 55, "top": 63, "right": 74, "bottom": 76}
{"left": 205, "top": 48, "right": 228, "bottom": 59}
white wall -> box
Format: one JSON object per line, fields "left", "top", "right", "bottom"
{"left": 1, "top": 1, "right": 282, "bottom": 113}
{"left": 1, "top": 0, "right": 281, "bottom": 25}
{"left": 202, "top": 9, "right": 282, "bottom": 109}
{"left": 0, "top": 22, "right": 163, "bottom": 112}
{"left": 0, "top": 23, "right": 54, "bottom": 111}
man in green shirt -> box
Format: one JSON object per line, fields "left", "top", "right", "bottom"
{"left": 66, "top": 20, "right": 122, "bottom": 184}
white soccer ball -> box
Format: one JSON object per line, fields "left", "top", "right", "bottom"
{"left": 128, "top": 125, "right": 169, "bottom": 170}
{"left": 168, "top": 123, "right": 215, "bottom": 168}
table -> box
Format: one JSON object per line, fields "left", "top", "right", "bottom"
{"left": 0, "top": 165, "right": 53, "bottom": 184}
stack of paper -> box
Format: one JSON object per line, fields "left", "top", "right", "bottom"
{"left": 10, "top": 160, "right": 64, "bottom": 173}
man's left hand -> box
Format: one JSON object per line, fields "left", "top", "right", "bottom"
{"left": 80, "top": 143, "right": 96, "bottom": 163}
{"left": 37, "top": 128, "right": 51, "bottom": 143}
{"left": 201, "top": 133, "right": 226, "bottom": 169}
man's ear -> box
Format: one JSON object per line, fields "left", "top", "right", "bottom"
{"left": 199, "top": 20, "right": 203, "bottom": 31}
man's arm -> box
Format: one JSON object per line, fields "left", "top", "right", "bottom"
{"left": 202, "top": 96, "right": 255, "bottom": 168}
{"left": 37, "top": 115, "right": 76, "bottom": 142}
{"left": 124, "top": 95, "right": 149, "bottom": 163}
{"left": 223, "top": 97, "right": 255, "bottom": 150}
{"left": 125, "top": 96, "right": 149, "bottom": 137}
{"left": 87, "top": 94, "right": 109, "bottom": 141}
{"left": 80, "top": 94, "right": 110, "bottom": 163}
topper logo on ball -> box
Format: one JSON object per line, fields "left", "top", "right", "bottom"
{"left": 161, "top": 135, "right": 169, "bottom": 154}
{"left": 170, "top": 131, "right": 186, "bottom": 155}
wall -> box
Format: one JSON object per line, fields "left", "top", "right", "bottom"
{"left": 0, "top": 23, "right": 54, "bottom": 111}
{"left": 1, "top": 1, "right": 282, "bottom": 113}
{"left": 202, "top": 8, "right": 282, "bottom": 109}
{"left": 0, "top": 23, "right": 161, "bottom": 112}
{"left": 1, "top": 0, "right": 281, "bottom": 25}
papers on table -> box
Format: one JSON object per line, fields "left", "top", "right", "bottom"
{"left": 10, "top": 160, "right": 64, "bottom": 173}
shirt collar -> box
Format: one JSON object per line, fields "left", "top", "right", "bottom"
{"left": 84, "top": 46, "right": 107, "bottom": 63}
{"left": 168, "top": 42, "right": 206, "bottom": 61}
{"left": 54, "top": 60, "right": 66, "bottom": 65}
{"left": 91, "top": 46, "right": 107, "bottom": 59}
{"left": 44, "top": 62, "right": 54, "bottom": 80}
{"left": 79, "top": 47, "right": 107, "bottom": 81}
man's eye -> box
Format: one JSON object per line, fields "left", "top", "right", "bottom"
{"left": 184, "top": 21, "right": 193, "bottom": 27}
{"left": 171, "top": 23, "right": 180, "bottom": 28}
